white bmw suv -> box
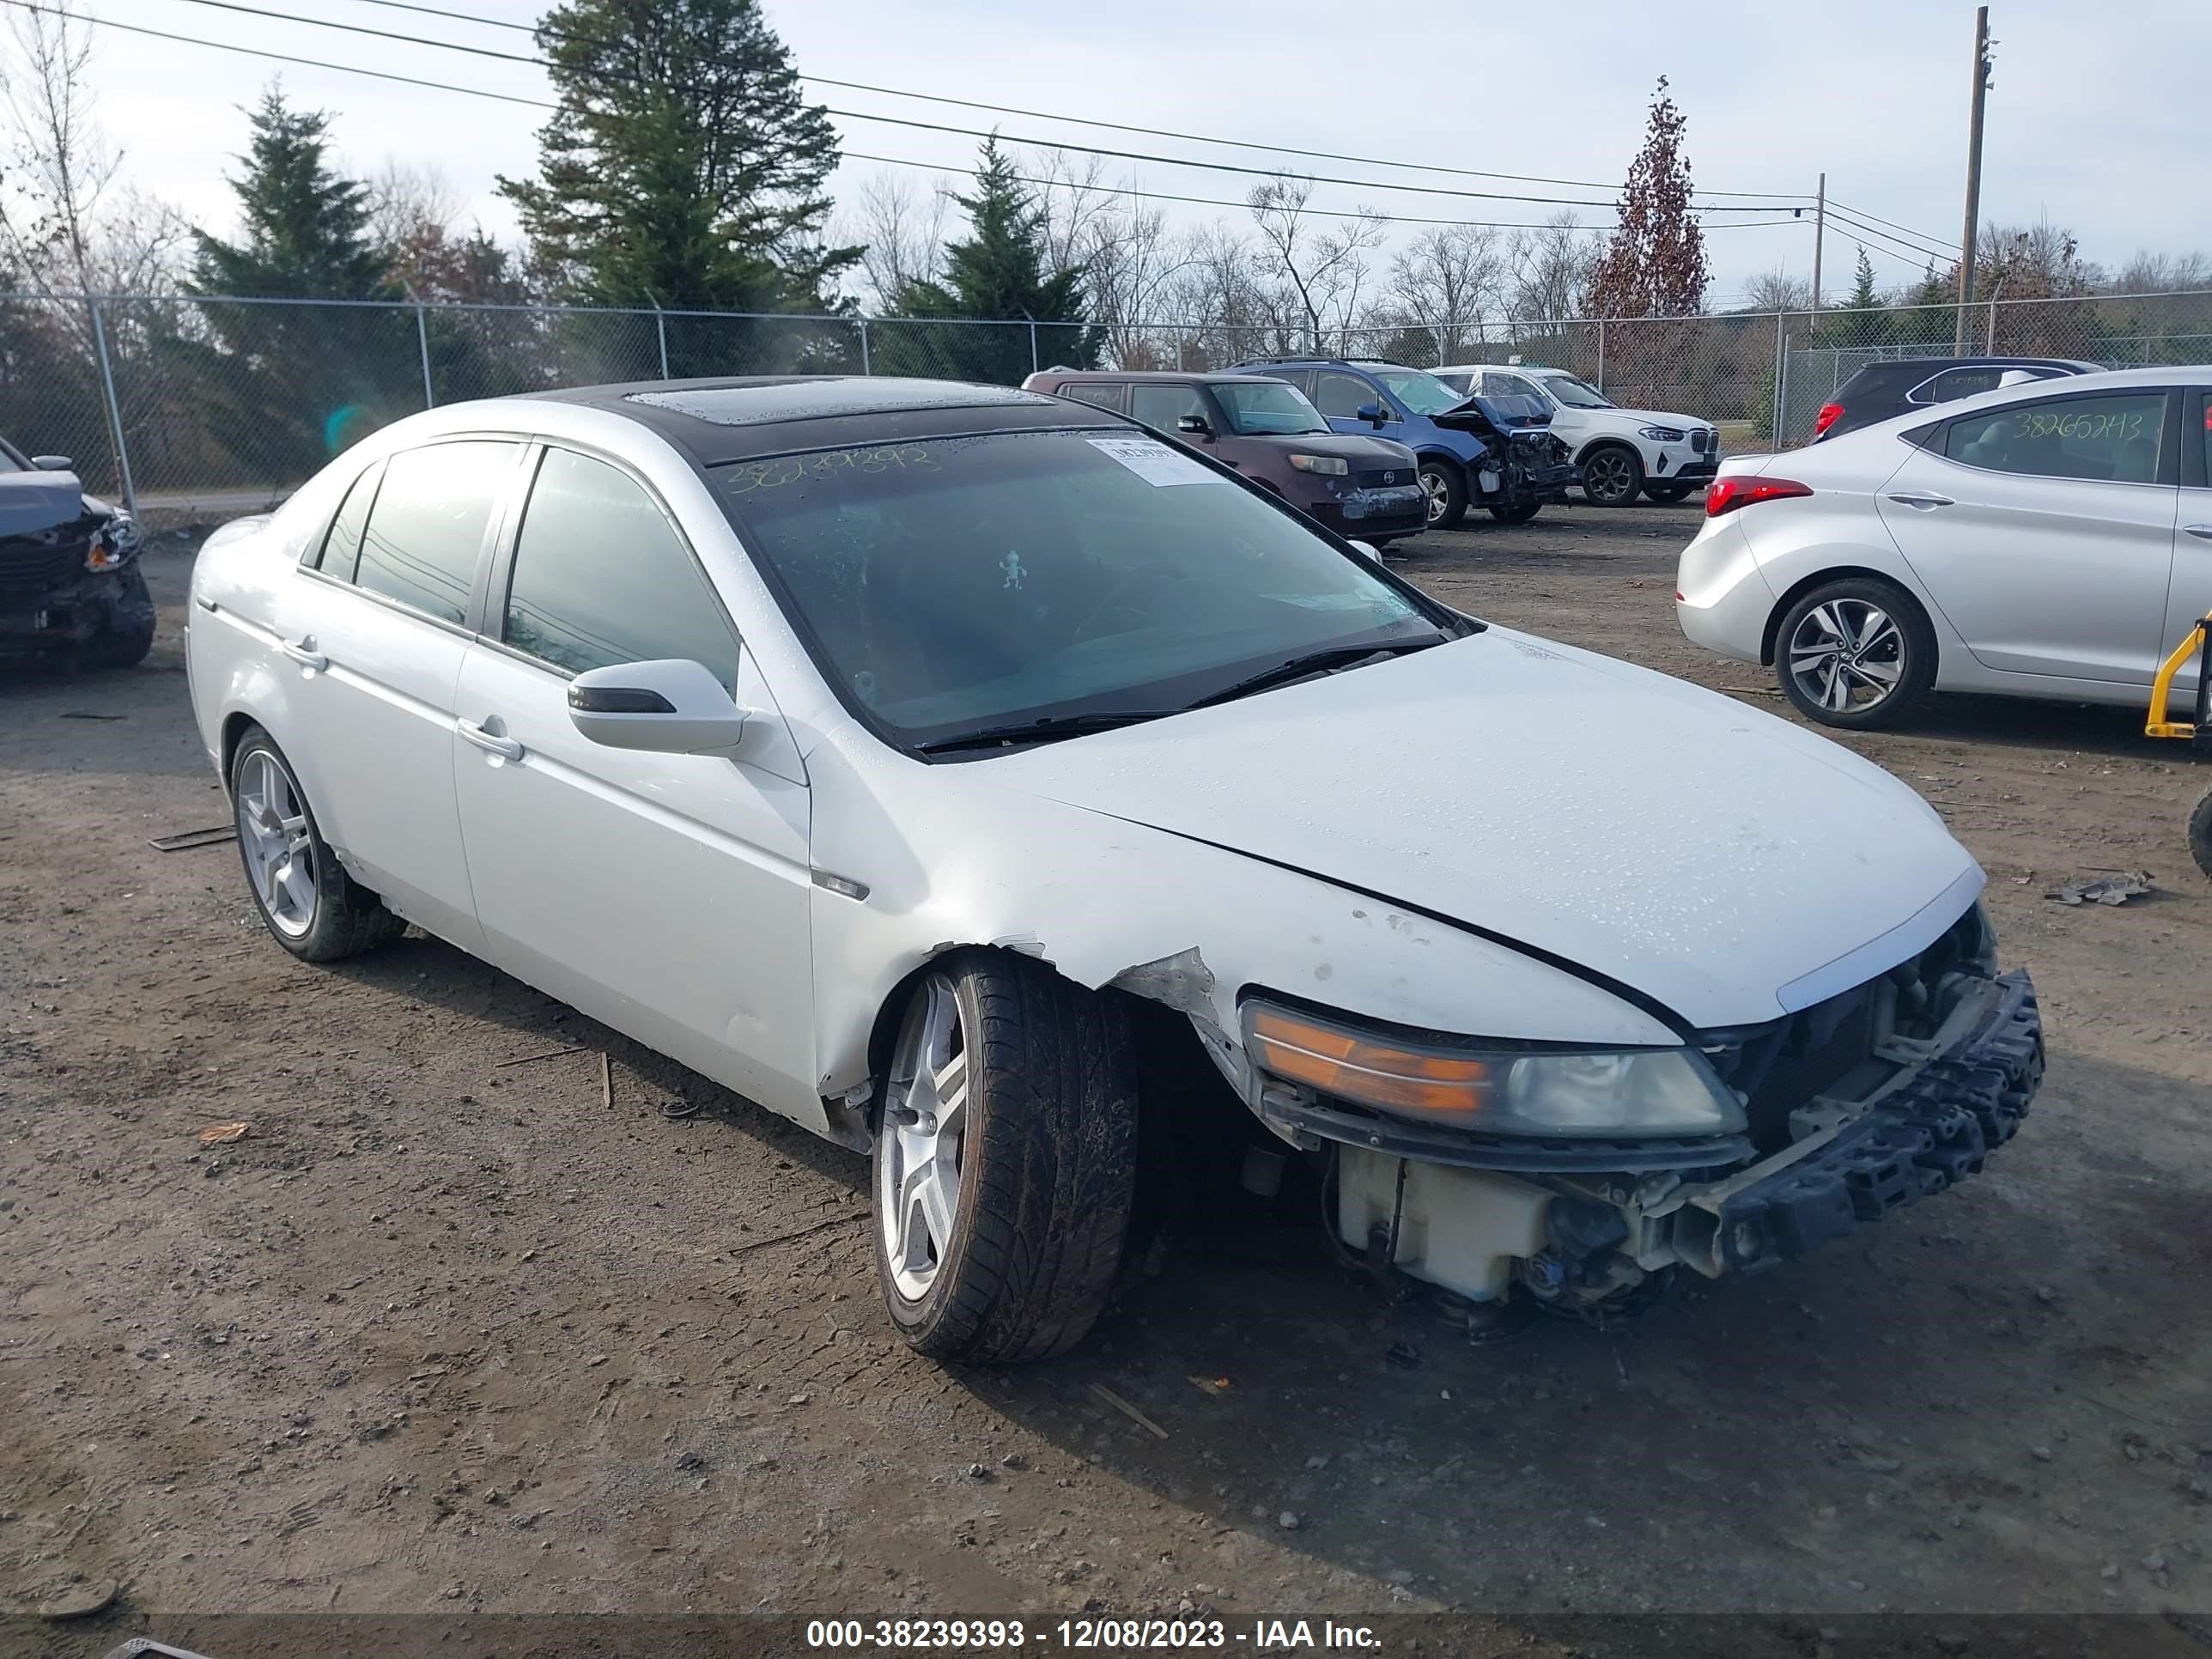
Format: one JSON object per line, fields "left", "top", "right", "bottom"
{"left": 1437, "top": 363, "right": 1721, "bottom": 507}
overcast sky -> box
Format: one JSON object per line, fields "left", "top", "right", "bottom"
{"left": 62, "top": 0, "right": 2207, "bottom": 308}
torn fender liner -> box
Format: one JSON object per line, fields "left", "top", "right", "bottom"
{"left": 1085, "top": 811, "right": 1693, "bottom": 1036}
{"left": 1104, "top": 945, "right": 1217, "bottom": 1019}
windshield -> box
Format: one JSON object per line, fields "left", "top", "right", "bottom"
{"left": 1540, "top": 374, "right": 1614, "bottom": 410}
{"left": 1374, "top": 369, "right": 1471, "bottom": 416}
{"left": 0, "top": 441, "right": 24, "bottom": 473}
{"left": 717, "top": 430, "right": 1444, "bottom": 751}
{"left": 1210, "top": 380, "right": 1328, "bottom": 436}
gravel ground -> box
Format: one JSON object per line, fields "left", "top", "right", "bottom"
{"left": 2, "top": 504, "right": 2209, "bottom": 1643}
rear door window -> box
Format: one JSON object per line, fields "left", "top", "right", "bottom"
{"left": 352, "top": 440, "right": 520, "bottom": 623}
{"left": 1311, "top": 373, "right": 1376, "bottom": 419}
{"left": 501, "top": 446, "right": 739, "bottom": 691}
{"left": 1059, "top": 382, "right": 1127, "bottom": 414}
{"left": 1943, "top": 391, "right": 2170, "bottom": 485}
{"left": 1128, "top": 383, "right": 1208, "bottom": 429}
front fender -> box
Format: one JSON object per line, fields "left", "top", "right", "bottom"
{"left": 802, "top": 722, "right": 1677, "bottom": 1109}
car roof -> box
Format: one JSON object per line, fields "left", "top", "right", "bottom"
{"left": 1816, "top": 362, "right": 2212, "bottom": 447}
{"left": 1034, "top": 369, "right": 1285, "bottom": 384}
{"left": 1231, "top": 359, "right": 1419, "bottom": 374}
{"left": 514, "top": 375, "right": 1090, "bottom": 465}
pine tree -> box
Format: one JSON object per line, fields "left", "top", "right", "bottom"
{"left": 1838, "top": 246, "right": 1886, "bottom": 345}
{"left": 883, "top": 138, "right": 1097, "bottom": 384}
{"left": 497, "top": 0, "right": 858, "bottom": 343}
{"left": 1588, "top": 77, "right": 1709, "bottom": 319}
{"left": 1845, "top": 246, "right": 1881, "bottom": 313}
{"left": 172, "top": 84, "right": 416, "bottom": 483}
{"left": 187, "top": 85, "right": 393, "bottom": 301}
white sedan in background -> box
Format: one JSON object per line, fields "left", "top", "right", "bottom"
{"left": 186, "top": 376, "right": 2041, "bottom": 1363}
{"left": 1677, "top": 366, "right": 2212, "bottom": 728}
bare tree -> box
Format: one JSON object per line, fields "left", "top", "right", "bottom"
{"left": 368, "top": 159, "right": 461, "bottom": 256}
{"left": 2112, "top": 248, "right": 2212, "bottom": 294}
{"left": 1385, "top": 223, "right": 1504, "bottom": 359}
{"left": 1740, "top": 266, "right": 1812, "bottom": 313}
{"left": 842, "top": 168, "right": 951, "bottom": 310}
{"left": 1506, "top": 211, "right": 1597, "bottom": 323}
{"left": 1245, "top": 174, "right": 1386, "bottom": 352}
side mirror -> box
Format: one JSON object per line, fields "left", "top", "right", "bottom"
{"left": 30, "top": 454, "right": 72, "bottom": 471}
{"left": 1176, "top": 414, "right": 1213, "bottom": 439}
{"left": 1354, "top": 402, "right": 1387, "bottom": 427}
{"left": 1348, "top": 539, "right": 1382, "bottom": 562}
{"left": 567, "top": 658, "right": 748, "bottom": 755}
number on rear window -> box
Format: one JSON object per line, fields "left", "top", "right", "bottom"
{"left": 1943, "top": 392, "right": 2168, "bottom": 485}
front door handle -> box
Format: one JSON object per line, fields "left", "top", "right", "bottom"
{"left": 457, "top": 719, "right": 523, "bottom": 763}
{"left": 2185, "top": 525, "right": 2212, "bottom": 542}
{"left": 1887, "top": 491, "right": 1955, "bottom": 510}
{"left": 278, "top": 637, "right": 327, "bottom": 672}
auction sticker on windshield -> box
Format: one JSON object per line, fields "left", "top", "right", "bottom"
{"left": 1086, "top": 435, "right": 1222, "bottom": 487}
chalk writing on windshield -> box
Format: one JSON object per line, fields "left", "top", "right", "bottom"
{"left": 724, "top": 445, "right": 938, "bottom": 496}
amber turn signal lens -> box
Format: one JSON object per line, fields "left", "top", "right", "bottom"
{"left": 1245, "top": 1006, "right": 1496, "bottom": 1117}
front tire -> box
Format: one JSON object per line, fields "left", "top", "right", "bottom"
{"left": 1580, "top": 443, "right": 1644, "bottom": 507}
{"left": 1773, "top": 577, "right": 1937, "bottom": 730}
{"left": 1644, "top": 481, "right": 1696, "bottom": 504}
{"left": 873, "top": 951, "right": 1139, "bottom": 1364}
{"left": 229, "top": 726, "right": 404, "bottom": 961}
{"left": 1488, "top": 501, "right": 1542, "bottom": 524}
{"left": 80, "top": 567, "right": 155, "bottom": 669}
{"left": 1418, "top": 460, "right": 1468, "bottom": 531}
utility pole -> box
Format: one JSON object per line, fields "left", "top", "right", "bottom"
{"left": 1954, "top": 5, "right": 1992, "bottom": 351}
{"left": 1809, "top": 172, "right": 1827, "bottom": 313}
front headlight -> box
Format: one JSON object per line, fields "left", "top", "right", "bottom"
{"left": 1243, "top": 1001, "right": 1745, "bottom": 1138}
{"left": 1287, "top": 453, "right": 1349, "bottom": 476}
{"left": 1638, "top": 425, "right": 1686, "bottom": 442}
{"left": 85, "top": 513, "right": 141, "bottom": 571}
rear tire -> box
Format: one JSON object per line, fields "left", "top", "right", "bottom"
{"left": 229, "top": 725, "right": 405, "bottom": 961}
{"left": 1772, "top": 577, "right": 1937, "bottom": 731}
{"left": 1580, "top": 443, "right": 1644, "bottom": 507}
{"left": 1643, "top": 481, "right": 1696, "bottom": 504}
{"left": 1418, "top": 460, "right": 1468, "bottom": 531}
{"left": 873, "top": 951, "right": 1139, "bottom": 1364}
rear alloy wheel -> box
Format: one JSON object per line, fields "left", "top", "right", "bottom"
{"left": 229, "top": 726, "right": 404, "bottom": 961}
{"left": 1774, "top": 578, "right": 1936, "bottom": 730}
{"left": 1580, "top": 443, "right": 1644, "bottom": 507}
{"left": 873, "top": 951, "right": 1139, "bottom": 1364}
{"left": 1643, "top": 481, "right": 1697, "bottom": 504}
{"left": 1418, "top": 460, "right": 1468, "bottom": 531}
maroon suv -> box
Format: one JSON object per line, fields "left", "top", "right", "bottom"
{"left": 1022, "top": 370, "right": 1428, "bottom": 544}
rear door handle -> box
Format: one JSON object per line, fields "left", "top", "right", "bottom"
{"left": 2185, "top": 525, "right": 2212, "bottom": 542}
{"left": 1887, "top": 492, "right": 1955, "bottom": 509}
{"left": 457, "top": 719, "right": 523, "bottom": 763}
{"left": 278, "top": 637, "right": 327, "bottom": 672}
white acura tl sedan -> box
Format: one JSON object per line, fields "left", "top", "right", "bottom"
{"left": 188, "top": 377, "right": 2042, "bottom": 1362}
{"left": 1676, "top": 365, "right": 2212, "bottom": 728}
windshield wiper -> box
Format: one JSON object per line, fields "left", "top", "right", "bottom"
{"left": 915, "top": 708, "right": 1177, "bottom": 756}
{"left": 1188, "top": 634, "right": 1451, "bottom": 710}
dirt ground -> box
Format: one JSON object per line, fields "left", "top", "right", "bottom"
{"left": 3, "top": 506, "right": 2209, "bottom": 1644}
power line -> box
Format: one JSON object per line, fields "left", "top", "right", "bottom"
{"left": 1826, "top": 197, "right": 1952, "bottom": 253}
{"left": 0, "top": 1, "right": 1796, "bottom": 237}
{"left": 1825, "top": 209, "right": 1953, "bottom": 270}
{"left": 332, "top": 0, "right": 1817, "bottom": 205}
{"left": 143, "top": 0, "right": 1812, "bottom": 212}
{"left": 1824, "top": 204, "right": 1954, "bottom": 263}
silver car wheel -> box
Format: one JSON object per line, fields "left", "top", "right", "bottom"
{"left": 235, "top": 749, "right": 317, "bottom": 938}
{"left": 1421, "top": 471, "right": 1449, "bottom": 525}
{"left": 878, "top": 973, "right": 970, "bottom": 1303}
{"left": 1787, "top": 599, "right": 1905, "bottom": 714}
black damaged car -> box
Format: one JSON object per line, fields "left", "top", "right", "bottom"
{"left": 0, "top": 436, "right": 153, "bottom": 670}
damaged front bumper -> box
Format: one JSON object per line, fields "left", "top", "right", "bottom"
{"left": 1267, "top": 968, "right": 2043, "bottom": 1310}
{"left": 0, "top": 562, "right": 153, "bottom": 653}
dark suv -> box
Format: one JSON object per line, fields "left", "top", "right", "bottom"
{"left": 1022, "top": 369, "right": 1427, "bottom": 543}
{"left": 1811, "top": 356, "right": 2098, "bottom": 442}
{"left": 0, "top": 436, "right": 151, "bottom": 668}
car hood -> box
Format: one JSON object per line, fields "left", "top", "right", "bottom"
{"left": 0, "top": 467, "right": 88, "bottom": 538}
{"left": 1585, "top": 404, "right": 1705, "bottom": 432}
{"left": 1247, "top": 431, "right": 1417, "bottom": 466}
{"left": 981, "top": 629, "right": 1982, "bottom": 1029}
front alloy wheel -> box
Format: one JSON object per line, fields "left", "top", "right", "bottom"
{"left": 871, "top": 951, "right": 1140, "bottom": 1364}
{"left": 1580, "top": 444, "right": 1644, "bottom": 507}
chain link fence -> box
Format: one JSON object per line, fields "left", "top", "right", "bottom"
{"left": 6, "top": 288, "right": 2209, "bottom": 527}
